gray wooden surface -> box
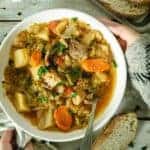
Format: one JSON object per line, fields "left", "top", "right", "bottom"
{"left": 0, "top": 0, "right": 150, "bottom": 150}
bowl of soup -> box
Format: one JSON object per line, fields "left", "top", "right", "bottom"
{"left": 0, "top": 9, "right": 126, "bottom": 142}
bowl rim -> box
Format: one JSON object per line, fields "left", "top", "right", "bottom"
{"left": 0, "top": 8, "right": 127, "bottom": 142}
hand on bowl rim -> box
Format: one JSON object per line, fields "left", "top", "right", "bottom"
{"left": 99, "top": 17, "right": 140, "bottom": 51}
{"left": 0, "top": 129, "right": 33, "bottom": 150}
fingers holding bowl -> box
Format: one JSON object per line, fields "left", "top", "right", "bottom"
{"left": 98, "top": 17, "right": 140, "bottom": 47}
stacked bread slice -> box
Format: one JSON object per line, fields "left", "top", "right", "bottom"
{"left": 92, "top": 113, "right": 138, "bottom": 150}
{"left": 129, "top": 0, "right": 150, "bottom": 4}
{"left": 98, "top": 0, "right": 150, "bottom": 18}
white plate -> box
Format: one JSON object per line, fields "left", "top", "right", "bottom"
{"left": 0, "top": 8, "right": 127, "bottom": 142}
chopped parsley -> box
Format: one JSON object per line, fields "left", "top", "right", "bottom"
{"left": 55, "top": 81, "right": 65, "bottom": 87}
{"left": 37, "top": 96, "right": 48, "bottom": 103}
{"left": 52, "top": 42, "right": 67, "bottom": 55}
{"left": 37, "top": 66, "right": 49, "bottom": 78}
{"left": 69, "top": 109, "right": 75, "bottom": 115}
{"left": 71, "top": 17, "right": 78, "bottom": 22}
{"left": 112, "top": 59, "right": 117, "bottom": 68}
{"left": 69, "top": 67, "right": 82, "bottom": 82}
{"left": 71, "top": 92, "right": 77, "bottom": 98}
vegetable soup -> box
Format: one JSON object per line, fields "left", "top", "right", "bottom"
{"left": 3, "top": 18, "right": 116, "bottom": 131}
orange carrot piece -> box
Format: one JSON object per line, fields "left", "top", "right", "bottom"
{"left": 64, "top": 87, "right": 73, "bottom": 97}
{"left": 81, "top": 58, "right": 110, "bottom": 72}
{"left": 55, "top": 56, "right": 64, "bottom": 66}
{"left": 48, "top": 20, "right": 59, "bottom": 34}
{"left": 30, "top": 51, "right": 42, "bottom": 67}
{"left": 54, "top": 106, "right": 72, "bottom": 131}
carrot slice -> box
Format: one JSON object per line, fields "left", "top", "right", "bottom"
{"left": 81, "top": 58, "right": 110, "bottom": 72}
{"left": 55, "top": 56, "right": 64, "bottom": 66}
{"left": 54, "top": 106, "right": 72, "bottom": 131}
{"left": 64, "top": 87, "right": 73, "bottom": 97}
{"left": 30, "top": 51, "right": 42, "bottom": 67}
{"left": 48, "top": 20, "right": 59, "bottom": 34}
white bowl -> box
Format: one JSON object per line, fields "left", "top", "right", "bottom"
{"left": 0, "top": 9, "right": 127, "bottom": 142}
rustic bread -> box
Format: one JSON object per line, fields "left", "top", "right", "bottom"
{"left": 129, "top": 0, "right": 150, "bottom": 4}
{"left": 92, "top": 113, "right": 138, "bottom": 150}
{"left": 98, "top": 0, "right": 149, "bottom": 18}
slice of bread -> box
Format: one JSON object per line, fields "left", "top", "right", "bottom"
{"left": 98, "top": 0, "right": 149, "bottom": 18}
{"left": 129, "top": 0, "right": 150, "bottom": 4}
{"left": 92, "top": 113, "right": 138, "bottom": 150}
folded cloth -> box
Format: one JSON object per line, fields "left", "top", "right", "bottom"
{"left": 0, "top": 111, "right": 58, "bottom": 149}
{"left": 125, "top": 33, "right": 150, "bottom": 108}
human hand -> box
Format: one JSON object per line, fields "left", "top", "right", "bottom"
{"left": 0, "top": 129, "right": 33, "bottom": 150}
{"left": 99, "top": 18, "right": 140, "bottom": 51}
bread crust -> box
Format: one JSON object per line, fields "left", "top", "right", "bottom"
{"left": 92, "top": 113, "right": 138, "bottom": 150}
{"left": 129, "top": 0, "right": 150, "bottom": 4}
{"left": 99, "top": 0, "right": 149, "bottom": 18}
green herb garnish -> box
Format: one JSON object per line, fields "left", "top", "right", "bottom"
{"left": 52, "top": 42, "right": 67, "bottom": 55}
{"left": 37, "top": 96, "right": 48, "bottom": 103}
{"left": 69, "top": 67, "right": 82, "bottom": 82}
{"left": 55, "top": 81, "right": 65, "bottom": 87}
{"left": 37, "top": 66, "right": 49, "bottom": 78}
{"left": 112, "top": 59, "right": 117, "bottom": 68}
{"left": 71, "top": 17, "right": 78, "bottom": 22}
{"left": 69, "top": 109, "right": 75, "bottom": 115}
{"left": 71, "top": 92, "right": 77, "bottom": 98}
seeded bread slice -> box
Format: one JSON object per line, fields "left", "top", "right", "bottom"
{"left": 98, "top": 0, "right": 149, "bottom": 18}
{"left": 129, "top": 0, "right": 150, "bottom": 4}
{"left": 92, "top": 113, "right": 138, "bottom": 150}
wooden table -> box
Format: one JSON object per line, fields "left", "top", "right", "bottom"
{"left": 0, "top": 0, "right": 150, "bottom": 149}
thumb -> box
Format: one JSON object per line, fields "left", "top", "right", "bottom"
{"left": 0, "top": 130, "right": 14, "bottom": 150}
{"left": 99, "top": 17, "right": 122, "bottom": 37}
{"left": 1, "top": 130, "right": 14, "bottom": 143}
{"left": 99, "top": 17, "right": 127, "bottom": 50}
{"left": 99, "top": 17, "right": 140, "bottom": 46}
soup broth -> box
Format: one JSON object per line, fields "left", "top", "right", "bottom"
{"left": 3, "top": 18, "right": 116, "bottom": 132}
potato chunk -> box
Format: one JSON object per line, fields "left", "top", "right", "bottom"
{"left": 37, "top": 29, "right": 49, "bottom": 41}
{"left": 92, "top": 72, "right": 109, "bottom": 87}
{"left": 81, "top": 31, "right": 95, "bottom": 46}
{"left": 55, "top": 19, "right": 68, "bottom": 35}
{"left": 72, "top": 95, "right": 82, "bottom": 106}
{"left": 95, "top": 31, "right": 102, "bottom": 42}
{"left": 37, "top": 106, "right": 54, "bottom": 129}
{"left": 14, "top": 48, "right": 29, "bottom": 68}
{"left": 15, "top": 92, "right": 30, "bottom": 112}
